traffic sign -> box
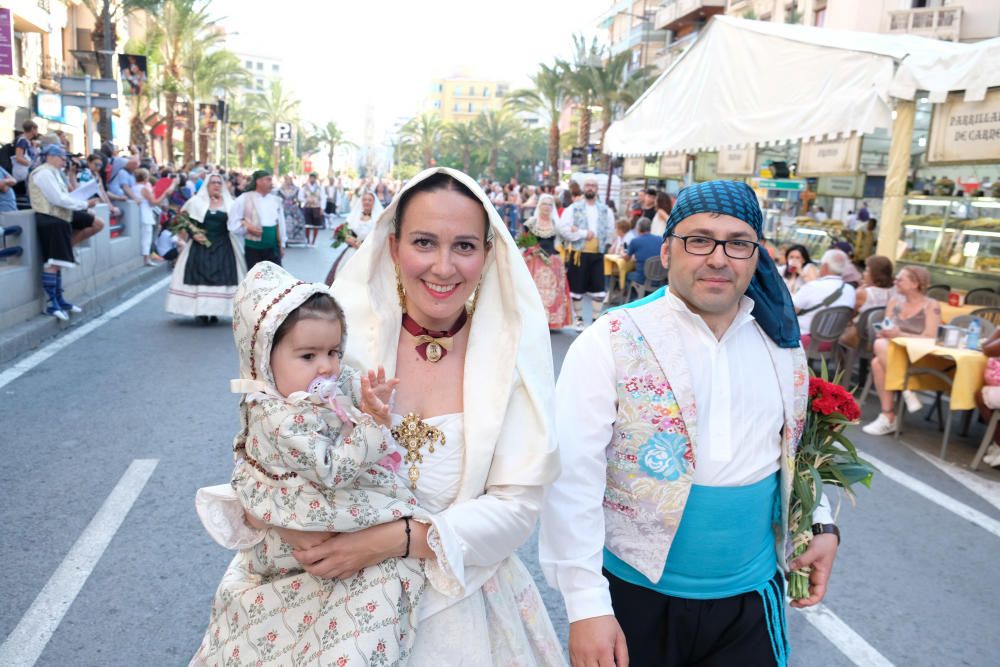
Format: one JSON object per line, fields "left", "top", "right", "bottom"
{"left": 755, "top": 178, "right": 806, "bottom": 191}
{"left": 60, "top": 77, "right": 117, "bottom": 95}
{"left": 274, "top": 122, "right": 292, "bottom": 144}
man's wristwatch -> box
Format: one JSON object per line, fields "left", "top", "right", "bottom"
{"left": 811, "top": 523, "right": 840, "bottom": 545}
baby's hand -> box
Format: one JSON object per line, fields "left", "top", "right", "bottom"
{"left": 360, "top": 367, "right": 399, "bottom": 427}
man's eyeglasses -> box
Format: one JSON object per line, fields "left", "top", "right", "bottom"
{"left": 668, "top": 233, "right": 759, "bottom": 260}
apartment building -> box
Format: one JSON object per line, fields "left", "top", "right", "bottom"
{"left": 426, "top": 76, "right": 510, "bottom": 124}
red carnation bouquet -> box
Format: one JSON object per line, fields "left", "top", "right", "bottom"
{"left": 330, "top": 223, "right": 356, "bottom": 249}
{"left": 788, "top": 372, "right": 876, "bottom": 599}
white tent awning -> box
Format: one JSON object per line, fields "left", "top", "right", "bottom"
{"left": 603, "top": 16, "right": 989, "bottom": 157}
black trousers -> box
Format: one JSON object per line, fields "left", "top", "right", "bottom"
{"left": 607, "top": 569, "right": 781, "bottom": 667}
{"left": 244, "top": 246, "right": 281, "bottom": 269}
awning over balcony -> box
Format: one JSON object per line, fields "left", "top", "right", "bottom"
{"left": 890, "top": 37, "right": 1000, "bottom": 103}
{"left": 603, "top": 16, "right": 993, "bottom": 157}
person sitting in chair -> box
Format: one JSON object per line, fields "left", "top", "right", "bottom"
{"left": 626, "top": 217, "right": 665, "bottom": 285}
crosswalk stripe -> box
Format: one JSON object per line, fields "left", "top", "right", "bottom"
{"left": 797, "top": 604, "right": 896, "bottom": 667}
{"left": 0, "top": 277, "right": 170, "bottom": 391}
{"left": 0, "top": 459, "right": 158, "bottom": 667}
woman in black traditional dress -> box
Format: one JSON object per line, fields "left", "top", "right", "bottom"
{"left": 165, "top": 173, "right": 246, "bottom": 323}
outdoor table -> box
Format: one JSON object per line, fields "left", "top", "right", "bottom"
{"left": 604, "top": 255, "right": 635, "bottom": 292}
{"left": 885, "top": 336, "right": 987, "bottom": 457}
{"left": 940, "top": 302, "right": 980, "bottom": 323}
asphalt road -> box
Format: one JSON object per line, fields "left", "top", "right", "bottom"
{"left": 2, "top": 232, "right": 999, "bottom": 666}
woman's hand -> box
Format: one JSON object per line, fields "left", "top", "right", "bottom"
{"left": 273, "top": 526, "right": 336, "bottom": 552}
{"left": 293, "top": 520, "right": 414, "bottom": 580}
{"left": 193, "top": 232, "right": 208, "bottom": 244}
{"left": 345, "top": 236, "right": 359, "bottom": 248}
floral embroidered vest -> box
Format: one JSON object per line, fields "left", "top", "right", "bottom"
{"left": 565, "top": 201, "right": 613, "bottom": 252}
{"left": 604, "top": 295, "right": 807, "bottom": 582}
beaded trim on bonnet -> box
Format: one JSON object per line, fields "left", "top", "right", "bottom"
{"left": 230, "top": 261, "right": 338, "bottom": 476}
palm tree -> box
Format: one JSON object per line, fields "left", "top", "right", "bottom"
{"left": 442, "top": 121, "right": 478, "bottom": 174}
{"left": 228, "top": 101, "right": 268, "bottom": 169}
{"left": 504, "top": 62, "right": 567, "bottom": 184}
{"left": 590, "top": 51, "right": 658, "bottom": 176}
{"left": 246, "top": 80, "right": 301, "bottom": 174}
{"left": 561, "top": 33, "right": 605, "bottom": 152}
{"left": 182, "top": 47, "right": 249, "bottom": 163}
{"left": 82, "top": 0, "right": 162, "bottom": 140}
{"left": 397, "top": 114, "right": 443, "bottom": 169}
{"left": 474, "top": 109, "right": 523, "bottom": 180}
{"left": 308, "top": 121, "right": 357, "bottom": 178}
{"left": 157, "top": 0, "right": 223, "bottom": 162}
{"left": 122, "top": 31, "right": 164, "bottom": 157}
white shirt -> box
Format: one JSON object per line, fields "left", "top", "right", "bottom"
{"left": 540, "top": 290, "right": 832, "bottom": 623}
{"left": 793, "top": 274, "right": 856, "bottom": 333}
{"left": 33, "top": 166, "right": 86, "bottom": 211}
{"left": 298, "top": 182, "right": 326, "bottom": 209}
{"left": 557, "top": 200, "right": 600, "bottom": 243}
{"left": 229, "top": 191, "right": 287, "bottom": 247}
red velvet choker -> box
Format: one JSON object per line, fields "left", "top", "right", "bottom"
{"left": 401, "top": 310, "right": 468, "bottom": 362}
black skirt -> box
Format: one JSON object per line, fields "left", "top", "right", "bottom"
{"left": 183, "top": 210, "right": 239, "bottom": 286}
{"left": 35, "top": 212, "right": 75, "bottom": 266}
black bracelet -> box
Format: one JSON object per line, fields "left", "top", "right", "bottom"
{"left": 812, "top": 522, "right": 841, "bottom": 545}
{"left": 401, "top": 517, "right": 412, "bottom": 559}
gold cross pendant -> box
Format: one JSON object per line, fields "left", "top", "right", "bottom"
{"left": 391, "top": 413, "right": 446, "bottom": 489}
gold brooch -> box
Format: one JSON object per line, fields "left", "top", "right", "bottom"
{"left": 391, "top": 413, "right": 446, "bottom": 489}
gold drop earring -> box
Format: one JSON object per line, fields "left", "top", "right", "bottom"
{"left": 394, "top": 263, "right": 407, "bottom": 313}
{"left": 468, "top": 281, "right": 482, "bottom": 317}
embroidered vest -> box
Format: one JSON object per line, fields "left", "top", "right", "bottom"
{"left": 28, "top": 164, "right": 73, "bottom": 222}
{"left": 603, "top": 295, "right": 807, "bottom": 582}
{"left": 566, "top": 202, "right": 613, "bottom": 252}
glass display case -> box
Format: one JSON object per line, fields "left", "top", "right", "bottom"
{"left": 898, "top": 195, "right": 1000, "bottom": 291}
{"left": 780, "top": 218, "right": 847, "bottom": 257}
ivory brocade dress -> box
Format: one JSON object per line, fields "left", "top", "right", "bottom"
{"left": 392, "top": 412, "right": 566, "bottom": 666}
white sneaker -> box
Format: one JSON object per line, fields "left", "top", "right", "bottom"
{"left": 574, "top": 318, "right": 585, "bottom": 333}
{"left": 902, "top": 390, "right": 923, "bottom": 414}
{"left": 46, "top": 307, "right": 69, "bottom": 322}
{"left": 983, "top": 443, "right": 1000, "bottom": 467}
{"left": 862, "top": 413, "right": 896, "bottom": 436}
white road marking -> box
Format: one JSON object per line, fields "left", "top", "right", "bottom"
{"left": 864, "top": 451, "right": 1000, "bottom": 538}
{"left": 797, "top": 604, "right": 896, "bottom": 667}
{"left": 0, "top": 276, "right": 170, "bottom": 391}
{"left": 0, "top": 459, "right": 159, "bottom": 667}
{"left": 908, "top": 446, "right": 1000, "bottom": 514}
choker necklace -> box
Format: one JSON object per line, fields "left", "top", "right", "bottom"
{"left": 401, "top": 309, "right": 468, "bottom": 362}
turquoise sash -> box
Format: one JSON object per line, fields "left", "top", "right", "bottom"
{"left": 604, "top": 473, "right": 788, "bottom": 666}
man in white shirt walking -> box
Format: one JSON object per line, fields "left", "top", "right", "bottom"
{"left": 557, "top": 176, "right": 614, "bottom": 331}
{"left": 541, "top": 180, "right": 839, "bottom": 666}
{"left": 229, "top": 169, "right": 286, "bottom": 269}
{"left": 792, "top": 248, "right": 856, "bottom": 335}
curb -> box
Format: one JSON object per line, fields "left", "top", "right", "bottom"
{"left": 0, "top": 264, "right": 171, "bottom": 367}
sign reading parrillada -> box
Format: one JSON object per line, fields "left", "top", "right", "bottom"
{"left": 929, "top": 91, "right": 1000, "bottom": 163}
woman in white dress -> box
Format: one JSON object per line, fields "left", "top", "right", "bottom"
{"left": 324, "top": 190, "right": 383, "bottom": 285}
{"left": 268, "top": 167, "right": 565, "bottom": 665}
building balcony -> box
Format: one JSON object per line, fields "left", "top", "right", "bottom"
{"left": 610, "top": 22, "right": 669, "bottom": 55}
{"left": 5, "top": 0, "right": 54, "bottom": 33}
{"left": 39, "top": 56, "right": 64, "bottom": 90}
{"left": 655, "top": 0, "right": 726, "bottom": 32}
{"left": 887, "top": 6, "right": 963, "bottom": 42}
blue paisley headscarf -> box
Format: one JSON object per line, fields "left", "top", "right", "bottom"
{"left": 665, "top": 180, "right": 800, "bottom": 349}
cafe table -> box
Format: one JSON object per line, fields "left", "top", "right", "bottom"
{"left": 940, "top": 302, "right": 980, "bottom": 324}
{"left": 885, "top": 336, "right": 987, "bottom": 457}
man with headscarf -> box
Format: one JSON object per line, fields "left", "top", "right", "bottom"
{"left": 557, "top": 175, "right": 614, "bottom": 331}
{"left": 229, "top": 169, "right": 286, "bottom": 268}
{"left": 541, "top": 180, "right": 840, "bottom": 666}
